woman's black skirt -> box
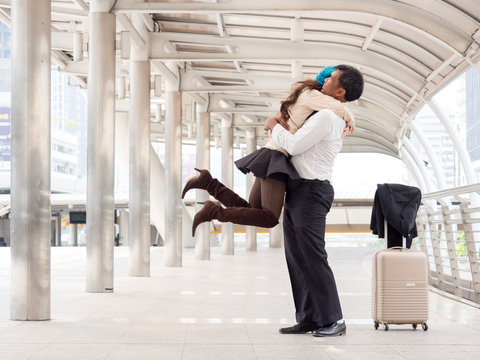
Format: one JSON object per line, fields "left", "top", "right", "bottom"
{"left": 235, "top": 147, "right": 300, "bottom": 182}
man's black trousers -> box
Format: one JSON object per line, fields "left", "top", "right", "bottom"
{"left": 283, "top": 179, "right": 343, "bottom": 326}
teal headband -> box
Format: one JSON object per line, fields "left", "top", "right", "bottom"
{"left": 315, "top": 65, "right": 336, "bottom": 86}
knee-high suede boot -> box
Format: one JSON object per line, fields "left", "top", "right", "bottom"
{"left": 192, "top": 200, "right": 278, "bottom": 236}
{"left": 182, "top": 168, "right": 249, "bottom": 208}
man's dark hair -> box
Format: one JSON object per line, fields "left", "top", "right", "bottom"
{"left": 335, "top": 64, "right": 364, "bottom": 102}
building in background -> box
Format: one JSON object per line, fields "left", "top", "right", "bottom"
{"left": 0, "top": 23, "right": 87, "bottom": 193}
{"left": 411, "top": 74, "right": 466, "bottom": 189}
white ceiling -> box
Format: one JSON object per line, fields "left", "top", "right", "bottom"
{"left": 1, "top": 0, "right": 480, "bottom": 158}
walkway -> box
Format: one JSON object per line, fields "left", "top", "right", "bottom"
{"left": 0, "top": 245, "right": 479, "bottom": 359}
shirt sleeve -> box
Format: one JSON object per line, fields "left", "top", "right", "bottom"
{"left": 271, "top": 109, "right": 340, "bottom": 155}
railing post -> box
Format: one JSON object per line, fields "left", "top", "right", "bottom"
{"left": 416, "top": 208, "right": 430, "bottom": 267}
{"left": 459, "top": 203, "right": 480, "bottom": 303}
{"left": 425, "top": 204, "right": 445, "bottom": 289}
{"left": 441, "top": 204, "right": 462, "bottom": 297}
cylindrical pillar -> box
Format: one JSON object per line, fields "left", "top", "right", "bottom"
{"left": 55, "top": 214, "right": 62, "bottom": 246}
{"left": 221, "top": 117, "right": 234, "bottom": 255}
{"left": 119, "top": 209, "right": 129, "bottom": 246}
{"left": 165, "top": 77, "right": 183, "bottom": 267}
{"left": 195, "top": 109, "right": 211, "bottom": 260}
{"left": 71, "top": 224, "right": 78, "bottom": 246}
{"left": 86, "top": 10, "right": 116, "bottom": 292}
{"left": 128, "top": 57, "right": 151, "bottom": 276}
{"left": 10, "top": 0, "right": 51, "bottom": 320}
{"left": 245, "top": 128, "right": 257, "bottom": 251}
{"left": 73, "top": 31, "right": 83, "bottom": 62}
{"left": 269, "top": 222, "right": 283, "bottom": 248}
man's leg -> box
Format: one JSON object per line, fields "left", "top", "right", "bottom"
{"left": 288, "top": 180, "right": 343, "bottom": 326}
{"left": 279, "top": 180, "right": 320, "bottom": 334}
{"left": 283, "top": 204, "right": 314, "bottom": 324}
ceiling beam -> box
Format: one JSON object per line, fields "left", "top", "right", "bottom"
{"left": 362, "top": 17, "right": 383, "bottom": 51}
{"left": 112, "top": 0, "right": 471, "bottom": 54}
{"left": 149, "top": 32, "right": 424, "bottom": 93}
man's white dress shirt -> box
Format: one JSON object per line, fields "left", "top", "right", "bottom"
{"left": 271, "top": 109, "right": 345, "bottom": 181}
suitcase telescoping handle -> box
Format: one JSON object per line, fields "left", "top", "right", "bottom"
{"left": 384, "top": 219, "right": 407, "bottom": 249}
{"left": 386, "top": 246, "right": 410, "bottom": 252}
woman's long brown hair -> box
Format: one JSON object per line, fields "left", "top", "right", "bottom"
{"left": 280, "top": 79, "right": 322, "bottom": 121}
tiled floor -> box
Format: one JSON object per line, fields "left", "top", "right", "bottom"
{"left": 0, "top": 244, "right": 479, "bottom": 359}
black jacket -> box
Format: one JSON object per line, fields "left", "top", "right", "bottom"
{"left": 370, "top": 183, "right": 422, "bottom": 249}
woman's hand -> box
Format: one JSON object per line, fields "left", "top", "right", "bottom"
{"left": 341, "top": 122, "right": 355, "bottom": 139}
{"left": 276, "top": 112, "right": 290, "bottom": 131}
{"left": 265, "top": 116, "right": 279, "bottom": 132}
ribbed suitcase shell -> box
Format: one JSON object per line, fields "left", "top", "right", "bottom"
{"left": 372, "top": 248, "right": 429, "bottom": 325}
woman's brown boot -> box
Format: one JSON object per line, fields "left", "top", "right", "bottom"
{"left": 182, "top": 168, "right": 249, "bottom": 208}
{"left": 192, "top": 200, "right": 279, "bottom": 236}
{"left": 181, "top": 168, "right": 213, "bottom": 199}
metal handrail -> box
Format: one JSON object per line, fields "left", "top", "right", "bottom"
{"left": 422, "top": 183, "right": 480, "bottom": 200}
{"left": 417, "top": 184, "right": 480, "bottom": 305}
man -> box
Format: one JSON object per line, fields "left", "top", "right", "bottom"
{"left": 265, "top": 65, "right": 364, "bottom": 337}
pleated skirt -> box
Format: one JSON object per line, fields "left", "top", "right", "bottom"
{"left": 235, "top": 147, "right": 300, "bottom": 182}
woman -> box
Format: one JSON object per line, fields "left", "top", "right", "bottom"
{"left": 183, "top": 65, "right": 355, "bottom": 236}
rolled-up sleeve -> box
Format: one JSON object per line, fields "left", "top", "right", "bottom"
{"left": 271, "top": 110, "right": 335, "bottom": 155}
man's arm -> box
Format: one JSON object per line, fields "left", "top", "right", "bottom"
{"left": 271, "top": 110, "right": 337, "bottom": 155}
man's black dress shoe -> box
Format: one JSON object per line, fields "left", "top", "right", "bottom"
{"left": 312, "top": 321, "right": 346, "bottom": 337}
{"left": 279, "top": 322, "right": 320, "bottom": 334}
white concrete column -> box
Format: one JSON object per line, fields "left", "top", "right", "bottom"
{"left": 195, "top": 108, "right": 211, "bottom": 260}
{"left": 128, "top": 61, "right": 151, "bottom": 275}
{"left": 71, "top": 224, "right": 78, "bottom": 246}
{"left": 165, "top": 66, "right": 183, "bottom": 267}
{"left": 221, "top": 117, "right": 234, "bottom": 255}
{"left": 245, "top": 128, "right": 257, "bottom": 251}
{"left": 73, "top": 31, "right": 83, "bottom": 62}
{"left": 55, "top": 214, "right": 62, "bottom": 246}
{"left": 269, "top": 222, "right": 283, "bottom": 248}
{"left": 86, "top": 8, "right": 116, "bottom": 292}
{"left": 10, "top": 0, "right": 51, "bottom": 320}
{"left": 119, "top": 210, "right": 129, "bottom": 246}
{"left": 428, "top": 99, "right": 477, "bottom": 184}
{"left": 128, "top": 14, "right": 150, "bottom": 276}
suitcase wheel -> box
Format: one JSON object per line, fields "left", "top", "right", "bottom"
{"left": 421, "top": 322, "right": 428, "bottom": 331}
{"left": 384, "top": 323, "right": 389, "bottom": 331}
{"left": 412, "top": 324, "right": 417, "bottom": 330}
{"left": 374, "top": 321, "right": 379, "bottom": 330}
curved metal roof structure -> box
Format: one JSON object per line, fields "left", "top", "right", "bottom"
{"left": 1, "top": 0, "right": 480, "bottom": 160}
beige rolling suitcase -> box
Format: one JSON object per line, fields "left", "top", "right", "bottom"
{"left": 372, "top": 244, "right": 429, "bottom": 331}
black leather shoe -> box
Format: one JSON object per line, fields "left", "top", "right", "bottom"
{"left": 312, "top": 321, "right": 346, "bottom": 337}
{"left": 279, "top": 322, "right": 319, "bottom": 334}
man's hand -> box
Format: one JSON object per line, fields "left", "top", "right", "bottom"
{"left": 265, "top": 116, "right": 279, "bottom": 132}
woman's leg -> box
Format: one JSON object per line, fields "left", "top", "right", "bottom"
{"left": 248, "top": 177, "right": 262, "bottom": 209}
{"left": 248, "top": 177, "right": 286, "bottom": 217}
{"left": 182, "top": 168, "right": 249, "bottom": 208}
{"left": 191, "top": 176, "right": 286, "bottom": 236}
{"left": 260, "top": 178, "right": 286, "bottom": 219}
